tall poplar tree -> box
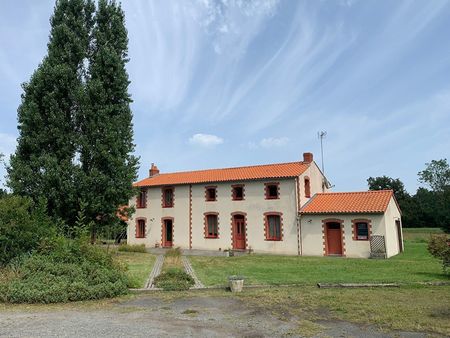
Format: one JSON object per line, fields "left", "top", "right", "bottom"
{"left": 78, "top": 0, "right": 138, "bottom": 239}
{"left": 8, "top": 0, "right": 94, "bottom": 224}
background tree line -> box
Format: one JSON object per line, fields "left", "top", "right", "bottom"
{"left": 368, "top": 159, "right": 450, "bottom": 233}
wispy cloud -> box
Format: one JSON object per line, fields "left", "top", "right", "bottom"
{"left": 260, "top": 137, "right": 289, "bottom": 148}
{"left": 188, "top": 133, "right": 224, "bottom": 147}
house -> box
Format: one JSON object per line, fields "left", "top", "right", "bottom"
{"left": 127, "top": 152, "right": 403, "bottom": 258}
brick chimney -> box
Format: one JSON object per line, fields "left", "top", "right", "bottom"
{"left": 303, "top": 152, "right": 313, "bottom": 163}
{"left": 149, "top": 163, "right": 160, "bottom": 177}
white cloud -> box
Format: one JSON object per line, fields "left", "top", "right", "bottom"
{"left": 260, "top": 137, "right": 289, "bottom": 148}
{"left": 188, "top": 133, "right": 224, "bottom": 147}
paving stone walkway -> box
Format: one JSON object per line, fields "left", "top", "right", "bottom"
{"left": 182, "top": 256, "right": 205, "bottom": 289}
{"left": 145, "top": 254, "right": 164, "bottom": 289}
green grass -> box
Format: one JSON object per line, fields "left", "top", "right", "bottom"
{"left": 190, "top": 229, "right": 448, "bottom": 287}
{"left": 403, "top": 227, "right": 443, "bottom": 242}
{"left": 115, "top": 252, "right": 156, "bottom": 288}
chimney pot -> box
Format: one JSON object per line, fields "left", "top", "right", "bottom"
{"left": 303, "top": 152, "right": 313, "bottom": 163}
{"left": 149, "top": 163, "right": 160, "bottom": 177}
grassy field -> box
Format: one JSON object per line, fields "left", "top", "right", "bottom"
{"left": 235, "top": 285, "right": 450, "bottom": 336}
{"left": 114, "top": 251, "right": 156, "bottom": 288}
{"left": 190, "top": 228, "right": 448, "bottom": 286}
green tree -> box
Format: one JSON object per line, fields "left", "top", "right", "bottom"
{"left": 416, "top": 159, "right": 450, "bottom": 233}
{"left": 367, "top": 176, "right": 409, "bottom": 202}
{"left": 7, "top": 0, "right": 95, "bottom": 225}
{"left": 78, "top": 0, "right": 138, "bottom": 241}
{"left": 418, "top": 159, "right": 450, "bottom": 192}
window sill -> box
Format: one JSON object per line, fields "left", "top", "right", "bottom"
{"left": 162, "top": 206, "right": 174, "bottom": 208}
{"left": 232, "top": 199, "right": 244, "bottom": 201}
{"left": 205, "top": 200, "right": 217, "bottom": 202}
{"left": 354, "top": 238, "right": 369, "bottom": 241}
{"left": 265, "top": 238, "right": 282, "bottom": 241}
{"left": 265, "top": 197, "right": 279, "bottom": 200}
{"left": 205, "top": 236, "right": 219, "bottom": 239}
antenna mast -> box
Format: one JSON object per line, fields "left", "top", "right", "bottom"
{"left": 318, "top": 131, "right": 327, "bottom": 174}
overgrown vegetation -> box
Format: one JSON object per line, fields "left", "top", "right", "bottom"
{"left": 118, "top": 244, "right": 147, "bottom": 253}
{"left": 0, "top": 196, "right": 55, "bottom": 266}
{"left": 154, "top": 268, "right": 195, "bottom": 291}
{"left": 428, "top": 234, "right": 450, "bottom": 273}
{"left": 0, "top": 237, "right": 128, "bottom": 303}
{"left": 153, "top": 247, "right": 194, "bottom": 291}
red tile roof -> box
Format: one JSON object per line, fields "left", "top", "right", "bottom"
{"left": 134, "top": 161, "right": 310, "bottom": 187}
{"left": 300, "top": 190, "right": 394, "bottom": 214}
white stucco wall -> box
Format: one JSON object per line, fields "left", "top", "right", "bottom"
{"left": 382, "top": 197, "right": 403, "bottom": 258}
{"left": 127, "top": 185, "right": 190, "bottom": 248}
{"left": 298, "top": 162, "right": 329, "bottom": 207}
{"left": 190, "top": 179, "right": 299, "bottom": 255}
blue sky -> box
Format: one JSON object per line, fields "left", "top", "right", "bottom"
{"left": 1, "top": 0, "right": 449, "bottom": 193}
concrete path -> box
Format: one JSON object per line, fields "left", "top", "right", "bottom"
{"left": 182, "top": 256, "right": 205, "bottom": 289}
{"left": 145, "top": 254, "right": 164, "bottom": 289}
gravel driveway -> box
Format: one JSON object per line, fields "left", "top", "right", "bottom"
{"left": 0, "top": 294, "right": 436, "bottom": 338}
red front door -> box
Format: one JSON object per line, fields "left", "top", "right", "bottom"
{"left": 163, "top": 219, "right": 173, "bottom": 247}
{"left": 326, "top": 223, "right": 342, "bottom": 255}
{"left": 233, "top": 215, "right": 246, "bottom": 250}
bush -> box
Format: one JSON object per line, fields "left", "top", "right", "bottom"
{"left": 118, "top": 244, "right": 146, "bottom": 253}
{"left": 154, "top": 268, "right": 194, "bottom": 291}
{"left": 0, "top": 237, "right": 129, "bottom": 303}
{"left": 0, "top": 196, "right": 55, "bottom": 266}
{"left": 428, "top": 235, "right": 450, "bottom": 273}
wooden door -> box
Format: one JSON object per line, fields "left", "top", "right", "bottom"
{"left": 163, "top": 219, "right": 173, "bottom": 247}
{"left": 233, "top": 215, "right": 246, "bottom": 250}
{"left": 326, "top": 223, "right": 342, "bottom": 255}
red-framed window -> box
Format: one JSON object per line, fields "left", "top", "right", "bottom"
{"left": 136, "top": 189, "right": 147, "bottom": 208}
{"left": 204, "top": 213, "right": 219, "bottom": 238}
{"left": 265, "top": 182, "right": 279, "bottom": 199}
{"left": 162, "top": 187, "right": 174, "bottom": 208}
{"left": 205, "top": 186, "right": 217, "bottom": 202}
{"left": 265, "top": 213, "right": 282, "bottom": 241}
{"left": 353, "top": 221, "right": 370, "bottom": 240}
{"left": 136, "top": 219, "right": 146, "bottom": 238}
{"left": 304, "top": 177, "right": 311, "bottom": 198}
{"left": 232, "top": 185, "right": 244, "bottom": 201}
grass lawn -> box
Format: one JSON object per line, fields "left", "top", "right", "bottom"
{"left": 114, "top": 251, "right": 156, "bottom": 288}
{"left": 190, "top": 228, "right": 449, "bottom": 287}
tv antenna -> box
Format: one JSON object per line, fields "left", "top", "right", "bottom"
{"left": 318, "top": 131, "right": 327, "bottom": 174}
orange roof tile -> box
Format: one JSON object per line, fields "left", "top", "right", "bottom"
{"left": 300, "top": 190, "right": 394, "bottom": 214}
{"left": 134, "top": 161, "right": 310, "bottom": 187}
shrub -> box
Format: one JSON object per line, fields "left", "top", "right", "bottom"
{"left": 118, "top": 244, "right": 146, "bottom": 253}
{"left": 428, "top": 235, "right": 450, "bottom": 273}
{"left": 154, "top": 268, "right": 194, "bottom": 291}
{"left": 0, "top": 237, "right": 129, "bottom": 303}
{"left": 0, "top": 196, "right": 55, "bottom": 266}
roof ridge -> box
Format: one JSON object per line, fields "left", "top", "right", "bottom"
{"left": 314, "top": 190, "right": 393, "bottom": 195}
{"left": 145, "top": 161, "right": 307, "bottom": 177}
